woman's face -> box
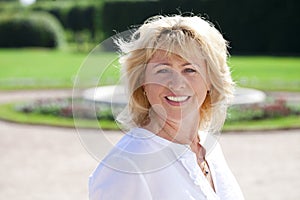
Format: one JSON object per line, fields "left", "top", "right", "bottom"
{"left": 144, "top": 50, "right": 209, "bottom": 123}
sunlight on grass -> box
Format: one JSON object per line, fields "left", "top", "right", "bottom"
{"left": 223, "top": 116, "right": 300, "bottom": 132}
{"left": 0, "top": 102, "right": 299, "bottom": 131}
{"left": 229, "top": 56, "right": 300, "bottom": 91}
{"left": 1, "top": 49, "right": 300, "bottom": 91}
{"left": 0, "top": 49, "right": 120, "bottom": 89}
{"left": 0, "top": 103, "right": 119, "bottom": 130}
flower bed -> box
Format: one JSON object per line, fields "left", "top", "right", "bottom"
{"left": 15, "top": 97, "right": 300, "bottom": 123}
{"left": 227, "top": 98, "right": 300, "bottom": 122}
{"left": 15, "top": 98, "right": 122, "bottom": 121}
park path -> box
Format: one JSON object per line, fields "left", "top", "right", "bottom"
{"left": 0, "top": 89, "right": 300, "bottom": 200}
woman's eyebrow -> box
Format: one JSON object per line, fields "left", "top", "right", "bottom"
{"left": 181, "top": 62, "right": 193, "bottom": 67}
{"left": 150, "top": 62, "right": 195, "bottom": 68}
{"left": 152, "top": 62, "right": 171, "bottom": 68}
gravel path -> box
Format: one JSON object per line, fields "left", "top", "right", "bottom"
{"left": 0, "top": 89, "right": 299, "bottom": 200}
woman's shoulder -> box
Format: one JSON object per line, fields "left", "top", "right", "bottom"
{"left": 114, "top": 127, "right": 160, "bottom": 153}
{"left": 90, "top": 128, "right": 163, "bottom": 174}
{"left": 90, "top": 127, "right": 188, "bottom": 175}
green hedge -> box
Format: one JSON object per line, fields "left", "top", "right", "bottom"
{"left": 102, "top": 0, "right": 300, "bottom": 55}
{"left": 0, "top": 12, "right": 65, "bottom": 48}
{"left": 32, "top": 3, "right": 103, "bottom": 41}
{"left": 0, "top": 0, "right": 298, "bottom": 54}
{"left": 102, "top": 1, "right": 160, "bottom": 38}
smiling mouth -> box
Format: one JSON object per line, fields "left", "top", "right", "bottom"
{"left": 165, "top": 96, "right": 190, "bottom": 103}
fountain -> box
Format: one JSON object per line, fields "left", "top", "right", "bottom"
{"left": 83, "top": 85, "right": 266, "bottom": 106}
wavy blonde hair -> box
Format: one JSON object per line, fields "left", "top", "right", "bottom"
{"left": 115, "top": 14, "right": 234, "bottom": 133}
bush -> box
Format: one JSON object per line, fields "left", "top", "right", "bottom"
{"left": 0, "top": 12, "right": 65, "bottom": 48}
{"left": 102, "top": 0, "right": 300, "bottom": 55}
{"left": 227, "top": 97, "right": 300, "bottom": 123}
{"left": 15, "top": 98, "right": 120, "bottom": 121}
{"left": 32, "top": 2, "right": 103, "bottom": 42}
{"left": 102, "top": 1, "right": 159, "bottom": 38}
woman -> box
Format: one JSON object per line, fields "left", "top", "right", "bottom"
{"left": 89, "top": 14, "right": 244, "bottom": 200}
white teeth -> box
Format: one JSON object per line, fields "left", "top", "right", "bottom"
{"left": 166, "top": 96, "right": 189, "bottom": 102}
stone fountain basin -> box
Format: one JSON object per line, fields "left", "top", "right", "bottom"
{"left": 83, "top": 85, "right": 266, "bottom": 106}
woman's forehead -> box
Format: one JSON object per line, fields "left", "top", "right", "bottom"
{"left": 149, "top": 50, "right": 184, "bottom": 62}
{"left": 148, "top": 49, "right": 205, "bottom": 66}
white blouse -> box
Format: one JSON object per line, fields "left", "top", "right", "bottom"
{"left": 89, "top": 128, "right": 244, "bottom": 200}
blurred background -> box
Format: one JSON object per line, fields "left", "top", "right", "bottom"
{"left": 0, "top": 0, "right": 299, "bottom": 199}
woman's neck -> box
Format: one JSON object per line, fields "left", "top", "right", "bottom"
{"left": 143, "top": 111, "right": 200, "bottom": 145}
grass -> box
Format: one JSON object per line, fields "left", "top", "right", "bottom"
{"left": 0, "top": 48, "right": 119, "bottom": 90}
{"left": 0, "top": 103, "right": 119, "bottom": 130}
{"left": 0, "top": 102, "right": 299, "bottom": 131}
{"left": 229, "top": 56, "right": 300, "bottom": 91}
{"left": 223, "top": 115, "right": 300, "bottom": 132}
{"left": 1, "top": 49, "right": 300, "bottom": 91}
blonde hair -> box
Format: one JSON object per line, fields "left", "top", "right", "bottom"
{"left": 115, "top": 14, "right": 235, "bottom": 133}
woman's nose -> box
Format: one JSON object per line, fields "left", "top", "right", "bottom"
{"left": 167, "top": 72, "right": 186, "bottom": 91}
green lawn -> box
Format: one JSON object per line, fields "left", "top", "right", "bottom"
{"left": 1, "top": 49, "right": 300, "bottom": 91}
{"left": 0, "top": 103, "right": 119, "bottom": 130}
{"left": 0, "top": 48, "right": 119, "bottom": 89}
{"left": 229, "top": 56, "right": 300, "bottom": 91}
{"left": 223, "top": 115, "right": 300, "bottom": 132}
{"left": 0, "top": 102, "right": 299, "bottom": 131}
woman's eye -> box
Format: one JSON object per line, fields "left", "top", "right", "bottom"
{"left": 184, "top": 68, "right": 197, "bottom": 73}
{"left": 156, "top": 68, "right": 169, "bottom": 73}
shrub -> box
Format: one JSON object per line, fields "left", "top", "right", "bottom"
{"left": 102, "top": 0, "right": 300, "bottom": 55}
{"left": 32, "top": 3, "right": 103, "bottom": 43}
{"left": 227, "top": 97, "right": 299, "bottom": 123}
{"left": 15, "top": 98, "right": 121, "bottom": 121}
{"left": 0, "top": 12, "right": 65, "bottom": 48}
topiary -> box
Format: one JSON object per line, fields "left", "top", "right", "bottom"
{"left": 0, "top": 11, "right": 66, "bottom": 48}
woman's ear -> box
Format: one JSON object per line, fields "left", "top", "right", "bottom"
{"left": 205, "top": 82, "right": 212, "bottom": 93}
{"left": 142, "top": 85, "right": 147, "bottom": 96}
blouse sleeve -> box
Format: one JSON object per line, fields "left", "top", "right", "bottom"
{"left": 89, "top": 155, "right": 153, "bottom": 200}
